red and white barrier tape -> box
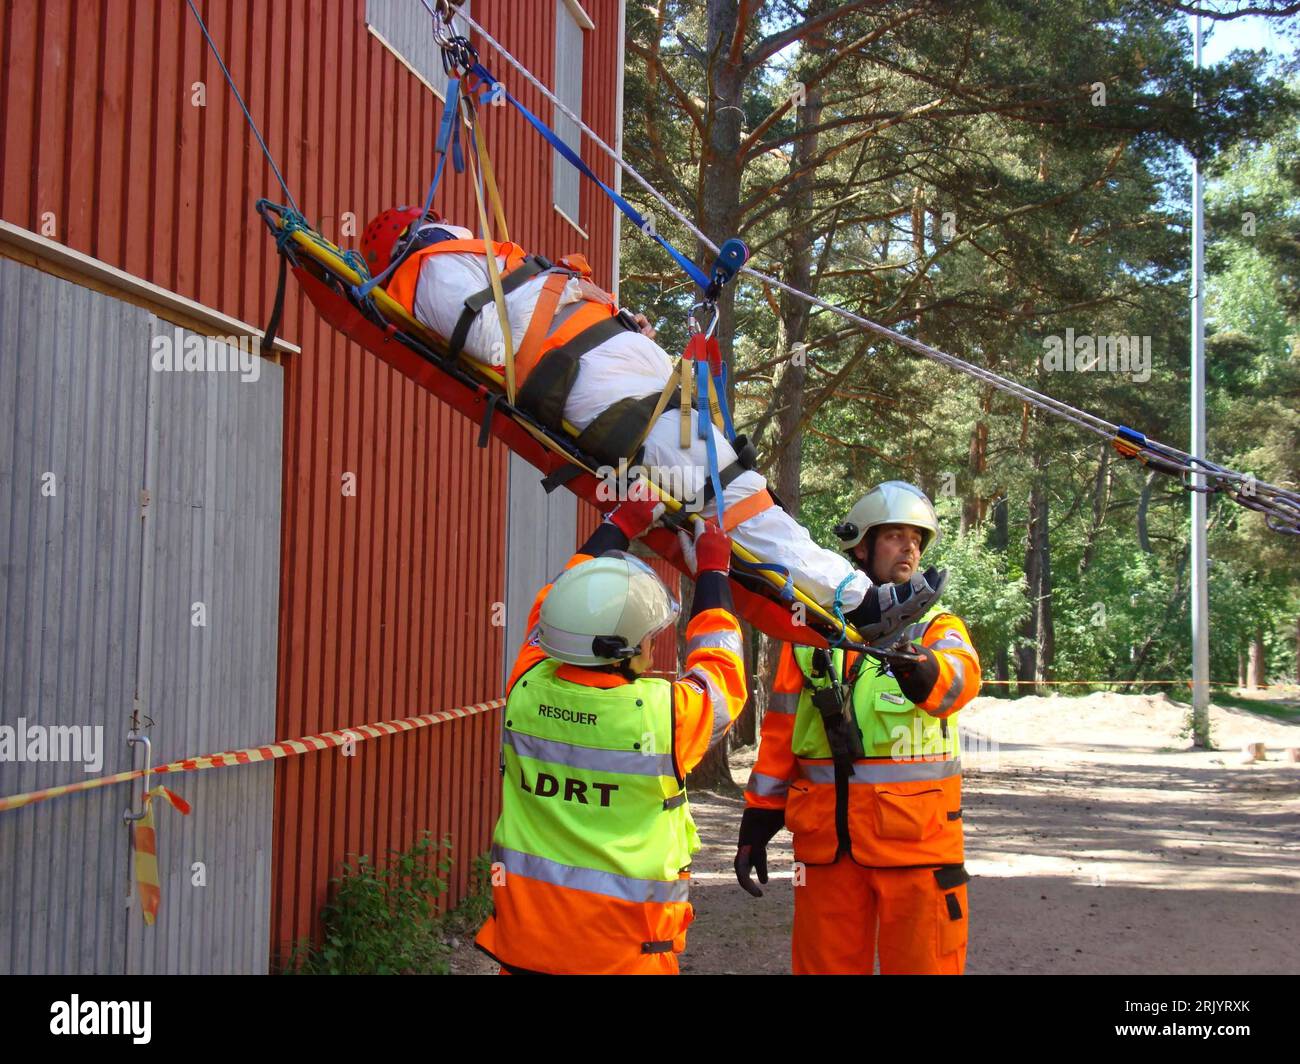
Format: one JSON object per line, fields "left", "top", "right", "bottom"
{"left": 0, "top": 698, "right": 505, "bottom": 814}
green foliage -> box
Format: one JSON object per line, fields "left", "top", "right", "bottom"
{"left": 927, "top": 526, "right": 1028, "bottom": 665}
{"left": 440, "top": 852, "right": 496, "bottom": 937}
{"left": 621, "top": 5, "right": 1300, "bottom": 688}
{"left": 288, "top": 831, "right": 453, "bottom": 975}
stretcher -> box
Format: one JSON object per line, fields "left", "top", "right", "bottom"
{"left": 257, "top": 200, "right": 875, "bottom": 653}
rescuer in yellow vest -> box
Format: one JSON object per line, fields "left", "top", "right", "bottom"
{"left": 475, "top": 482, "right": 748, "bottom": 974}
{"left": 734, "top": 481, "right": 981, "bottom": 974}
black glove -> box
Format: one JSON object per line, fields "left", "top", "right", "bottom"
{"left": 734, "top": 807, "right": 786, "bottom": 898}
{"left": 890, "top": 641, "right": 941, "bottom": 704}
{"left": 848, "top": 567, "right": 948, "bottom": 643}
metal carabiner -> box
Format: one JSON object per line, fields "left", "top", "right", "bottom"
{"left": 122, "top": 732, "right": 153, "bottom": 824}
{"left": 432, "top": 0, "right": 458, "bottom": 48}
{"left": 688, "top": 300, "right": 720, "bottom": 340}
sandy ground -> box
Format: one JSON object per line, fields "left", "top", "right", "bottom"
{"left": 452, "top": 690, "right": 1300, "bottom": 975}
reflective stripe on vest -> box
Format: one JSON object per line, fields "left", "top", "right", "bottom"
{"left": 497, "top": 658, "right": 698, "bottom": 887}
{"left": 686, "top": 630, "right": 744, "bottom": 659}
{"left": 683, "top": 667, "right": 732, "bottom": 748}
{"left": 745, "top": 770, "right": 791, "bottom": 797}
{"left": 797, "top": 757, "right": 962, "bottom": 784}
{"left": 790, "top": 603, "right": 960, "bottom": 763}
{"left": 502, "top": 728, "right": 675, "bottom": 778}
{"left": 767, "top": 691, "right": 799, "bottom": 715}
{"left": 491, "top": 844, "right": 690, "bottom": 905}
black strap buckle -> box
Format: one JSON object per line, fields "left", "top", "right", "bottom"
{"left": 934, "top": 863, "right": 971, "bottom": 890}
{"left": 540, "top": 464, "right": 583, "bottom": 494}
{"left": 477, "top": 391, "right": 501, "bottom": 448}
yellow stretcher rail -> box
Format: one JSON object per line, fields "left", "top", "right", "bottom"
{"left": 274, "top": 219, "right": 864, "bottom": 644}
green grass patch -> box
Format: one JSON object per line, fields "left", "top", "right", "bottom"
{"left": 1208, "top": 689, "right": 1300, "bottom": 723}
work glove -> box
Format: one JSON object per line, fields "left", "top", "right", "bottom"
{"left": 849, "top": 566, "right": 948, "bottom": 643}
{"left": 734, "top": 807, "right": 786, "bottom": 898}
{"left": 605, "top": 480, "right": 666, "bottom": 540}
{"left": 888, "top": 639, "right": 941, "bottom": 704}
{"left": 676, "top": 519, "right": 733, "bottom": 575}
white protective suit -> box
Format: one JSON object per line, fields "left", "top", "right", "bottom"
{"left": 410, "top": 224, "right": 872, "bottom": 611}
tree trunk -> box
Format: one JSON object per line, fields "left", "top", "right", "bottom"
{"left": 1237, "top": 648, "right": 1246, "bottom": 688}
{"left": 732, "top": 624, "right": 758, "bottom": 746}
{"left": 1037, "top": 486, "right": 1054, "bottom": 682}
{"left": 1248, "top": 629, "right": 1265, "bottom": 689}
{"left": 1078, "top": 443, "right": 1110, "bottom": 576}
{"left": 1136, "top": 471, "right": 1156, "bottom": 554}
{"left": 747, "top": 0, "right": 834, "bottom": 751}
{"left": 1016, "top": 474, "right": 1046, "bottom": 693}
{"left": 1126, "top": 545, "right": 1191, "bottom": 682}
{"left": 990, "top": 493, "right": 1010, "bottom": 685}
{"left": 696, "top": 0, "right": 748, "bottom": 370}
{"left": 683, "top": 0, "right": 749, "bottom": 792}
{"left": 961, "top": 409, "right": 988, "bottom": 534}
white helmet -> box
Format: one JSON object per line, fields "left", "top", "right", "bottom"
{"left": 834, "top": 481, "right": 940, "bottom": 555}
{"left": 539, "top": 552, "right": 680, "bottom": 666}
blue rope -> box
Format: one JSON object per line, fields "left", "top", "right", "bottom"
{"left": 713, "top": 359, "right": 737, "bottom": 442}
{"left": 470, "top": 62, "right": 711, "bottom": 292}
{"left": 354, "top": 78, "right": 462, "bottom": 298}
{"left": 747, "top": 563, "right": 796, "bottom": 602}
{"left": 696, "top": 361, "right": 727, "bottom": 528}
{"left": 829, "top": 573, "right": 856, "bottom": 648}
{"left": 185, "top": 0, "right": 301, "bottom": 218}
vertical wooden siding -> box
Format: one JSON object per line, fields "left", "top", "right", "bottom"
{"left": 1, "top": 0, "right": 624, "bottom": 963}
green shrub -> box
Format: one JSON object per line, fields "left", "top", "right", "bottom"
{"left": 291, "top": 830, "right": 453, "bottom": 975}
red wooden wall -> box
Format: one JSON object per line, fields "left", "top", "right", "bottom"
{"left": 1, "top": 0, "right": 626, "bottom": 964}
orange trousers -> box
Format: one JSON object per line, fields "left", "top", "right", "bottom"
{"left": 792, "top": 857, "right": 968, "bottom": 975}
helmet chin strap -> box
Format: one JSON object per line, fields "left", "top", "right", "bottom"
{"left": 591, "top": 635, "right": 638, "bottom": 661}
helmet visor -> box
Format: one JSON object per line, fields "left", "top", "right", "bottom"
{"left": 602, "top": 550, "right": 680, "bottom": 641}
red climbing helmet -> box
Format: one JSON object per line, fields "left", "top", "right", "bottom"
{"left": 359, "top": 205, "right": 444, "bottom": 277}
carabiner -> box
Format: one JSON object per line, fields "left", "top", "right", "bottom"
{"left": 688, "top": 300, "right": 720, "bottom": 340}
{"left": 432, "top": 0, "right": 459, "bottom": 49}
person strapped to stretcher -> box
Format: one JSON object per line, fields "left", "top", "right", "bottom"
{"left": 360, "top": 206, "right": 946, "bottom": 641}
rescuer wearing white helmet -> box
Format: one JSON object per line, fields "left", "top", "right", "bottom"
{"left": 536, "top": 552, "right": 681, "bottom": 669}
{"left": 832, "top": 480, "right": 948, "bottom": 641}
{"left": 476, "top": 480, "right": 748, "bottom": 975}
{"left": 737, "top": 480, "right": 983, "bottom": 975}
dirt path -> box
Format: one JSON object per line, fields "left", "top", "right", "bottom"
{"left": 453, "top": 691, "right": 1300, "bottom": 975}
{"left": 682, "top": 691, "right": 1300, "bottom": 974}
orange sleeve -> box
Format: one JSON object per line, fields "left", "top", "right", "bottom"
{"left": 743, "top": 642, "right": 803, "bottom": 810}
{"left": 914, "top": 614, "right": 981, "bottom": 718}
{"left": 671, "top": 607, "right": 748, "bottom": 778}
{"left": 504, "top": 552, "right": 595, "bottom": 696}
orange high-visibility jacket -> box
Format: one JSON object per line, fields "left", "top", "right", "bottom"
{"left": 475, "top": 550, "right": 749, "bottom": 974}
{"left": 745, "top": 612, "right": 980, "bottom": 867}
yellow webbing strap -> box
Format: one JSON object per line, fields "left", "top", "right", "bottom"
{"left": 464, "top": 101, "right": 516, "bottom": 400}
{"left": 627, "top": 369, "right": 681, "bottom": 461}
{"left": 678, "top": 357, "right": 694, "bottom": 449}
{"left": 705, "top": 366, "right": 726, "bottom": 431}
{"left": 474, "top": 114, "right": 511, "bottom": 245}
